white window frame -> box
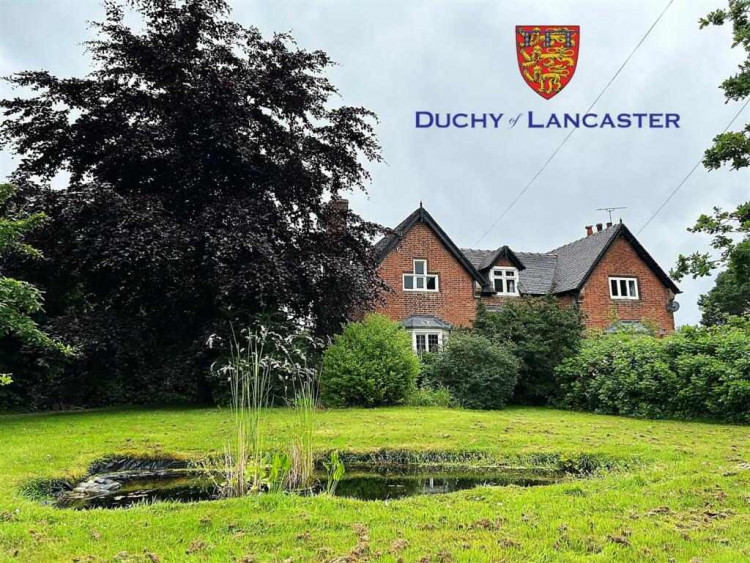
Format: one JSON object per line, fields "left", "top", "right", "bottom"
{"left": 609, "top": 277, "right": 639, "bottom": 300}
{"left": 403, "top": 259, "right": 439, "bottom": 292}
{"left": 411, "top": 330, "right": 445, "bottom": 354}
{"left": 491, "top": 267, "right": 519, "bottom": 296}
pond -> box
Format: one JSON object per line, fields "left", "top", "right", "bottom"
{"left": 56, "top": 465, "right": 568, "bottom": 509}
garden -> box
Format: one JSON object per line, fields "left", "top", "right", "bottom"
{"left": 1, "top": 406, "right": 748, "bottom": 561}
{"left": 0, "top": 0, "right": 749, "bottom": 560}
{"left": 1, "top": 305, "right": 749, "bottom": 561}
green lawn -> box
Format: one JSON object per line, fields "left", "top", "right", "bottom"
{"left": 0, "top": 406, "right": 748, "bottom": 562}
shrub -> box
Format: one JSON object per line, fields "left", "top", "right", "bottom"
{"left": 664, "top": 321, "right": 750, "bottom": 422}
{"left": 473, "top": 298, "right": 584, "bottom": 404}
{"left": 554, "top": 320, "right": 750, "bottom": 422}
{"left": 320, "top": 314, "right": 418, "bottom": 407}
{"left": 428, "top": 332, "right": 519, "bottom": 409}
{"left": 407, "top": 385, "right": 457, "bottom": 407}
{"left": 554, "top": 333, "right": 676, "bottom": 418}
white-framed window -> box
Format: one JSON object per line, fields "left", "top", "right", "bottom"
{"left": 411, "top": 330, "right": 444, "bottom": 354}
{"left": 491, "top": 267, "right": 519, "bottom": 295}
{"left": 403, "top": 259, "right": 439, "bottom": 292}
{"left": 609, "top": 277, "right": 639, "bottom": 300}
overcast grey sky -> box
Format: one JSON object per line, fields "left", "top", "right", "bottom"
{"left": 1, "top": 0, "right": 748, "bottom": 325}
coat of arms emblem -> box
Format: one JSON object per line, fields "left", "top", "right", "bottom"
{"left": 516, "top": 26, "right": 580, "bottom": 99}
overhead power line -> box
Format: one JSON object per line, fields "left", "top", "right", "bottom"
{"left": 473, "top": 0, "right": 675, "bottom": 247}
{"left": 637, "top": 96, "right": 750, "bottom": 235}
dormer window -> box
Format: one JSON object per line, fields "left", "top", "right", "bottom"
{"left": 492, "top": 267, "right": 519, "bottom": 295}
{"left": 403, "top": 259, "right": 439, "bottom": 292}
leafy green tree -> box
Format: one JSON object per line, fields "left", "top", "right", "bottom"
{"left": 672, "top": 1, "right": 749, "bottom": 322}
{"left": 697, "top": 239, "right": 750, "bottom": 324}
{"left": 473, "top": 298, "right": 585, "bottom": 404}
{"left": 0, "top": 0, "right": 384, "bottom": 406}
{"left": 320, "top": 314, "right": 418, "bottom": 407}
{"left": 0, "top": 183, "right": 72, "bottom": 385}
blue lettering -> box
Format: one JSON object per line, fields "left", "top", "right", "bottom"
{"left": 666, "top": 113, "right": 680, "bottom": 128}
{"left": 582, "top": 113, "right": 597, "bottom": 127}
{"left": 564, "top": 113, "right": 579, "bottom": 128}
{"left": 649, "top": 114, "right": 662, "bottom": 128}
{"left": 415, "top": 111, "right": 433, "bottom": 128}
{"left": 600, "top": 114, "right": 615, "bottom": 128}
{"left": 453, "top": 113, "right": 468, "bottom": 128}
{"left": 471, "top": 114, "right": 488, "bottom": 128}
{"left": 489, "top": 113, "right": 504, "bottom": 127}
{"left": 435, "top": 113, "right": 451, "bottom": 128}
{"left": 633, "top": 113, "right": 646, "bottom": 128}
{"left": 527, "top": 111, "right": 544, "bottom": 128}
{"left": 547, "top": 113, "right": 561, "bottom": 128}
{"left": 617, "top": 114, "right": 631, "bottom": 128}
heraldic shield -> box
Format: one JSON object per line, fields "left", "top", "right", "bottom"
{"left": 516, "top": 26, "right": 580, "bottom": 99}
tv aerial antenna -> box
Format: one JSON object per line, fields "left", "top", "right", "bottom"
{"left": 597, "top": 206, "right": 627, "bottom": 223}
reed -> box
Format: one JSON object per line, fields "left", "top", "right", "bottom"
{"left": 205, "top": 327, "right": 328, "bottom": 497}
{"left": 211, "top": 327, "right": 274, "bottom": 497}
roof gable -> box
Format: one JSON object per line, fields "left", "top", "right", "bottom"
{"left": 376, "top": 210, "right": 680, "bottom": 296}
{"left": 374, "top": 207, "right": 486, "bottom": 286}
{"left": 548, "top": 224, "right": 680, "bottom": 294}
{"left": 477, "top": 246, "right": 526, "bottom": 271}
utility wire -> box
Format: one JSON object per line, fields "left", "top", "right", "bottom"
{"left": 473, "top": 0, "right": 675, "bottom": 247}
{"left": 637, "top": 97, "right": 750, "bottom": 235}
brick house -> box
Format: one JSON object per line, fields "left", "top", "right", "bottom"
{"left": 372, "top": 205, "right": 681, "bottom": 353}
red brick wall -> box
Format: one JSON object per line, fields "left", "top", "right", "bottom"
{"left": 578, "top": 236, "right": 676, "bottom": 334}
{"left": 374, "top": 226, "right": 676, "bottom": 334}
{"left": 374, "top": 223, "right": 478, "bottom": 327}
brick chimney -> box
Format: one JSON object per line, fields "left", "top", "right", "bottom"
{"left": 606, "top": 221, "right": 613, "bottom": 228}
{"left": 326, "top": 197, "right": 349, "bottom": 234}
{"left": 585, "top": 225, "right": 594, "bottom": 236}
{"left": 596, "top": 223, "right": 603, "bottom": 232}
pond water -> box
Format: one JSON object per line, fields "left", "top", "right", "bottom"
{"left": 56, "top": 466, "right": 567, "bottom": 509}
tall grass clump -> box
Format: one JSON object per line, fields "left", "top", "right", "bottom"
{"left": 211, "top": 327, "right": 276, "bottom": 497}
{"left": 281, "top": 334, "right": 322, "bottom": 490}
{"left": 206, "top": 327, "right": 326, "bottom": 497}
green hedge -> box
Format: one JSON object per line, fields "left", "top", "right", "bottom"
{"left": 554, "top": 319, "right": 750, "bottom": 422}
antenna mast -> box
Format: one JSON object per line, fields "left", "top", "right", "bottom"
{"left": 597, "top": 206, "right": 627, "bottom": 223}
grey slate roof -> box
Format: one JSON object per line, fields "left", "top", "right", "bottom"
{"left": 515, "top": 252, "right": 559, "bottom": 294}
{"left": 377, "top": 207, "right": 680, "bottom": 297}
{"left": 461, "top": 248, "right": 558, "bottom": 295}
{"left": 401, "top": 315, "right": 452, "bottom": 330}
{"left": 547, "top": 224, "right": 623, "bottom": 293}
{"left": 547, "top": 223, "right": 680, "bottom": 294}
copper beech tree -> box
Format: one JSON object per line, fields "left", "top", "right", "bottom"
{"left": 0, "top": 0, "right": 385, "bottom": 406}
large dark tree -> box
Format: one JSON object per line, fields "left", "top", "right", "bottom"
{"left": 0, "top": 0, "right": 384, "bottom": 407}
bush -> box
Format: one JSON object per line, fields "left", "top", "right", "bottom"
{"left": 320, "top": 314, "right": 418, "bottom": 407}
{"left": 428, "top": 332, "right": 519, "bottom": 409}
{"left": 664, "top": 320, "right": 750, "bottom": 422}
{"left": 473, "top": 298, "right": 584, "bottom": 404}
{"left": 554, "top": 333, "right": 677, "bottom": 418}
{"left": 407, "top": 385, "right": 457, "bottom": 407}
{"left": 554, "top": 320, "right": 750, "bottom": 422}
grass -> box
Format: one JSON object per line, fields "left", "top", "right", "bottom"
{"left": 0, "top": 406, "right": 748, "bottom": 562}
